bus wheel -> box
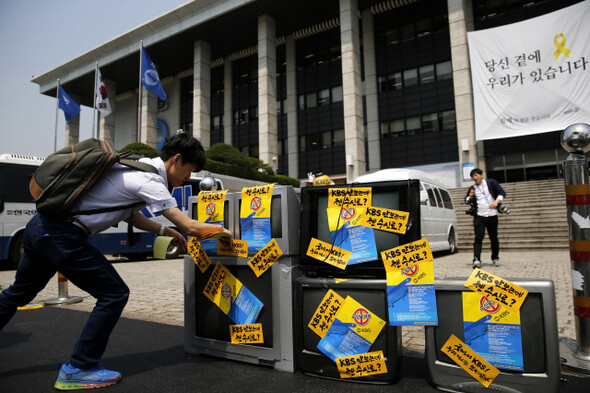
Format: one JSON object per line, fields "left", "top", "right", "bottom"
{"left": 9, "top": 233, "right": 24, "bottom": 269}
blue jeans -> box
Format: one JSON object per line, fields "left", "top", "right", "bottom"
{"left": 0, "top": 214, "right": 129, "bottom": 369}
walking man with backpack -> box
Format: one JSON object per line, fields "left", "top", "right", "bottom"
{"left": 0, "top": 132, "right": 231, "bottom": 390}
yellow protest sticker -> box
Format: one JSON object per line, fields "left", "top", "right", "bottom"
{"left": 337, "top": 296, "right": 385, "bottom": 344}
{"left": 463, "top": 291, "right": 521, "bottom": 326}
{"left": 465, "top": 269, "right": 528, "bottom": 313}
{"left": 360, "top": 206, "right": 409, "bottom": 234}
{"left": 230, "top": 323, "right": 263, "bottom": 344}
{"left": 441, "top": 334, "right": 500, "bottom": 388}
{"left": 187, "top": 237, "right": 211, "bottom": 273}
{"left": 198, "top": 190, "right": 228, "bottom": 223}
{"left": 328, "top": 187, "right": 372, "bottom": 208}
{"left": 337, "top": 350, "right": 388, "bottom": 379}
{"left": 327, "top": 206, "right": 364, "bottom": 231}
{"left": 240, "top": 184, "right": 274, "bottom": 219}
{"left": 203, "top": 262, "right": 230, "bottom": 303}
{"left": 381, "top": 238, "right": 433, "bottom": 272}
{"left": 218, "top": 239, "right": 248, "bottom": 258}
{"left": 248, "top": 239, "right": 283, "bottom": 277}
{"left": 308, "top": 289, "right": 346, "bottom": 338}
{"left": 306, "top": 237, "right": 351, "bottom": 270}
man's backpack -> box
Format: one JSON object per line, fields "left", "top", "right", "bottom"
{"left": 29, "top": 138, "right": 158, "bottom": 221}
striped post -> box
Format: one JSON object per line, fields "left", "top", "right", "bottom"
{"left": 561, "top": 123, "right": 590, "bottom": 372}
{"left": 44, "top": 272, "right": 83, "bottom": 306}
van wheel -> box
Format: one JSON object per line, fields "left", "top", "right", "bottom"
{"left": 448, "top": 230, "right": 458, "bottom": 254}
{"left": 9, "top": 232, "right": 24, "bottom": 269}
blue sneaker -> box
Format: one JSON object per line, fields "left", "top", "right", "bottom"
{"left": 54, "top": 363, "right": 121, "bottom": 390}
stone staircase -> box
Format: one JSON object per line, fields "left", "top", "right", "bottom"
{"left": 448, "top": 178, "right": 569, "bottom": 251}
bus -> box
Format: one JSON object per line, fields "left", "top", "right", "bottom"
{"left": 0, "top": 153, "right": 230, "bottom": 268}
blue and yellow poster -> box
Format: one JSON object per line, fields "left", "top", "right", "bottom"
{"left": 462, "top": 292, "right": 524, "bottom": 371}
{"left": 327, "top": 206, "right": 377, "bottom": 265}
{"left": 203, "top": 262, "right": 264, "bottom": 325}
{"left": 386, "top": 261, "right": 438, "bottom": 325}
{"left": 240, "top": 184, "right": 274, "bottom": 253}
{"left": 198, "top": 190, "right": 228, "bottom": 253}
{"left": 317, "top": 296, "right": 385, "bottom": 362}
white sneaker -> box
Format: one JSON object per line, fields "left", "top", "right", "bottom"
{"left": 472, "top": 258, "right": 481, "bottom": 269}
{"left": 492, "top": 259, "right": 500, "bottom": 267}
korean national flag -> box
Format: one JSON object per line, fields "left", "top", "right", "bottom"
{"left": 96, "top": 67, "right": 112, "bottom": 117}
{"left": 58, "top": 86, "right": 81, "bottom": 124}
{"left": 141, "top": 48, "right": 167, "bottom": 101}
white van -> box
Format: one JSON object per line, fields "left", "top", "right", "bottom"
{"left": 354, "top": 168, "right": 458, "bottom": 253}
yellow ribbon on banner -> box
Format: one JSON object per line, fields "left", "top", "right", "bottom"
{"left": 553, "top": 33, "right": 571, "bottom": 60}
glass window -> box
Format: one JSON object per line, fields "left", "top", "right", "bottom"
{"left": 299, "top": 135, "right": 306, "bottom": 152}
{"left": 439, "top": 189, "right": 454, "bottom": 209}
{"left": 403, "top": 68, "right": 418, "bottom": 87}
{"left": 378, "top": 76, "right": 388, "bottom": 93}
{"left": 422, "top": 113, "right": 439, "bottom": 132}
{"left": 390, "top": 119, "right": 405, "bottom": 138}
{"left": 331, "top": 86, "right": 343, "bottom": 102}
{"left": 212, "top": 115, "right": 221, "bottom": 129}
{"left": 321, "top": 131, "right": 331, "bottom": 148}
{"left": 384, "top": 29, "right": 399, "bottom": 46}
{"left": 388, "top": 72, "right": 402, "bottom": 90}
{"left": 424, "top": 183, "right": 437, "bottom": 207}
{"left": 416, "top": 18, "right": 432, "bottom": 38}
{"left": 436, "top": 61, "right": 453, "bottom": 81}
{"left": 406, "top": 116, "right": 421, "bottom": 135}
{"left": 333, "top": 129, "right": 344, "bottom": 147}
{"left": 440, "top": 110, "right": 456, "bottom": 131}
{"left": 306, "top": 92, "right": 317, "bottom": 108}
{"left": 250, "top": 144, "right": 259, "bottom": 158}
{"left": 434, "top": 188, "right": 444, "bottom": 208}
{"left": 419, "top": 64, "right": 435, "bottom": 84}
{"left": 307, "top": 133, "right": 320, "bottom": 150}
{"left": 401, "top": 23, "right": 415, "bottom": 41}
{"left": 380, "top": 121, "right": 389, "bottom": 139}
{"left": 238, "top": 108, "right": 249, "bottom": 124}
{"left": 298, "top": 95, "right": 305, "bottom": 110}
{"left": 318, "top": 89, "right": 330, "bottom": 106}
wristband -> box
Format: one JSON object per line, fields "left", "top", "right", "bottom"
{"left": 158, "top": 224, "right": 166, "bottom": 236}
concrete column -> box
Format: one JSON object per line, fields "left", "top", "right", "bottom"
{"left": 98, "top": 78, "right": 116, "bottom": 147}
{"left": 340, "top": 0, "right": 366, "bottom": 182}
{"left": 361, "top": 9, "right": 380, "bottom": 173}
{"left": 139, "top": 85, "right": 158, "bottom": 147}
{"left": 286, "top": 35, "right": 299, "bottom": 179}
{"left": 64, "top": 114, "right": 80, "bottom": 147}
{"left": 223, "top": 58, "right": 233, "bottom": 145}
{"left": 193, "top": 40, "right": 211, "bottom": 149}
{"left": 258, "top": 14, "right": 278, "bottom": 172}
{"left": 448, "top": 0, "right": 481, "bottom": 186}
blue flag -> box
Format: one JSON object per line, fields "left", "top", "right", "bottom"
{"left": 141, "top": 48, "right": 167, "bottom": 101}
{"left": 58, "top": 86, "right": 81, "bottom": 124}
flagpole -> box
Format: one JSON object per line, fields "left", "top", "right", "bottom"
{"left": 92, "top": 62, "right": 98, "bottom": 139}
{"left": 137, "top": 40, "right": 143, "bottom": 143}
{"left": 54, "top": 79, "right": 60, "bottom": 152}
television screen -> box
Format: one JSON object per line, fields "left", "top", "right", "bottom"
{"left": 232, "top": 185, "right": 300, "bottom": 256}
{"left": 184, "top": 255, "right": 299, "bottom": 372}
{"left": 425, "top": 278, "right": 560, "bottom": 393}
{"left": 299, "top": 180, "right": 421, "bottom": 278}
{"left": 294, "top": 276, "right": 403, "bottom": 384}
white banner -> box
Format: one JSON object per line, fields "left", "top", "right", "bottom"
{"left": 468, "top": 1, "right": 590, "bottom": 141}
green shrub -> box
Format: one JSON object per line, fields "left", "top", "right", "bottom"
{"left": 118, "top": 142, "right": 159, "bottom": 158}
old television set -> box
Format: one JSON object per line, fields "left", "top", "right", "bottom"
{"left": 293, "top": 275, "right": 403, "bottom": 384}
{"left": 184, "top": 254, "right": 300, "bottom": 372}
{"left": 424, "top": 278, "right": 561, "bottom": 393}
{"left": 299, "top": 181, "right": 421, "bottom": 278}
{"left": 231, "top": 185, "right": 300, "bottom": 256}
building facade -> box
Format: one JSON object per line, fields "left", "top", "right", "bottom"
{"left": 32, "top": 0, "right": 584, "bottom": 187}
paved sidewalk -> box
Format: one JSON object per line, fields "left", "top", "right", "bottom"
{"left": 0, "top": 250, "right": 577, "bottom": 356}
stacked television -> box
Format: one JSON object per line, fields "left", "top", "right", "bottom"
{"left": 184, "top": 185, "right": 300, "bottom": 372}
{"left": 295, "top": 180, "right": 422, "bottom": 383}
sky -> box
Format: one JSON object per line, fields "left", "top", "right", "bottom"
{"left": 0, "top": 0, "right": 189, "bottom": 157}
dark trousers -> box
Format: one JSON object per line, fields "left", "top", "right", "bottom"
{"left": 473, "top": 215, "right": 499, "bottom": 261}
{"left": 0, "top": 214, "right": 129, "bottom": 369}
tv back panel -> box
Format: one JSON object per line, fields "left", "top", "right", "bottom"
{"left": 294, "top": 275, "right": 403, "bottom": 384}
{"left": 184, "top": 254, "right": 300, "bottom": 372}
{"left": 230, "top": 185, "right": 300, "bottom": 256}
{"left": 425, "top": 278, "right": 560, "bottom": 393}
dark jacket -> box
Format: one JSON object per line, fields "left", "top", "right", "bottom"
{"left": 464, "top": 178, "right": 506, "bottom": 215}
